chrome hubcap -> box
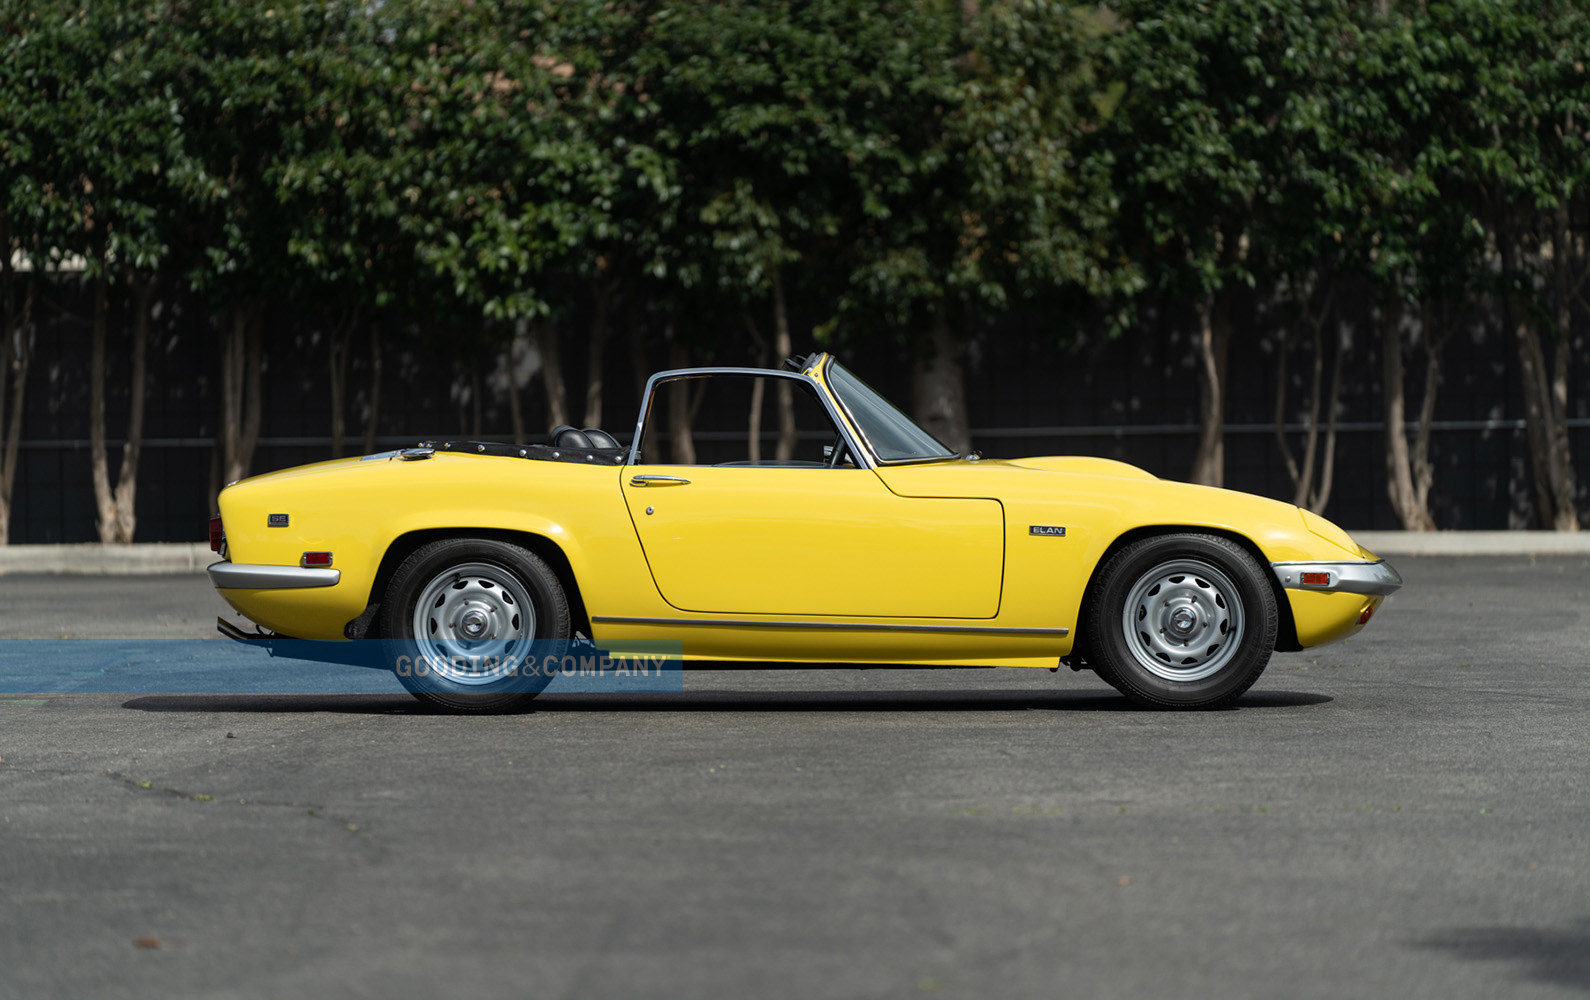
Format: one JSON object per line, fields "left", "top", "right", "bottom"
{"left": 1169, "top": 607, "right": 1198, "bottom": 636}
{"left": 460, "top": 609, "right": 489, "bottom": 639}
{"left": 1121, "top": 558, "right": 1245, "bottom": 682}
{"left": 410, "top": 562, "right": 537, "bottom": 686}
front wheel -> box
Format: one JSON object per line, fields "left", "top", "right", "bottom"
{"left": 376, "top": 538, "right": 571, "bottom": 713}
{"left": 1084, "top": 534, "right": 1277, "bottom": 709}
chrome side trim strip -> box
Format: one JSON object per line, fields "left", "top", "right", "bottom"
{"left": 1270, "top": 559, "right": 1403, "bottom": 597}
{"left": 591, "top": 615, "right": 1068, "bottom": 637}
{"left": 208, "top": 562, "right": 341, "bottom": 590}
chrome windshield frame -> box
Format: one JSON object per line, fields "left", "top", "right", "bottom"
{"left": 625, "top": 367, "right": 874, "bottom": 470}
{"left": 817, "top": 356, "right": 959, "bottom": 466}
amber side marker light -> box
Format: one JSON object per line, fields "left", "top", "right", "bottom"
{"left": 209, "top": 516, "right": 224, "bottom": 553}
{"left": 1300, "top": 571, "right": 1331, "bottom": 587}
{"left": 301, "top": 551, "right": 334, "bottom": 568}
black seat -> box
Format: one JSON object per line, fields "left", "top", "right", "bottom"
{"left": 582, "top": 427, "right": 621, "bottom": 450}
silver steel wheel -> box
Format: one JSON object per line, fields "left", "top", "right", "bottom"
{"left": 409, "top": 561, "right": 538, "bottom": 686}
{"left": 1120, "top": 558, "right": 1246, "bottom": 682}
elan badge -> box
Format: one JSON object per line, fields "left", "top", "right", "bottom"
{"left": 1029, "top": 525, "right": 1066, "bottom": 537}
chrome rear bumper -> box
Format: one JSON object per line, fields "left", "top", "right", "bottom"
{"left": 208, "top": 562, "right": 341, "bottom": 590}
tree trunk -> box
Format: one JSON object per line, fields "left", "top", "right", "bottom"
{"left": 89, "top": 269, "right": 117, "bottom": 542}
{"left": 1548, "top": 195, "right": 1581, "bottom": 530}
{"left": 1189, "top": 291, "right": 1230, "bottom": 487}
{"left": 363, "top": 321, "right": 382, "bottom": 455}
{"left": 626, "top": 294, "right": 649, "bottom": 408}
{"left": 110, "top": 276, "right": 154, "bottom": 543}
{"left": 327, "top": 309, "right": 358, "bottom": 459}
{"left": 1381, "top": 302, "right": 1436, "bottom": 531}
{"left": 85, "top": 267, "right": 152, "bottom": 542}
{"left": 469, "top": 360, "right": 483, "bottom": 438}
{"left": 1410, "top": 310, "right": 1445, "bottom": 525}
{"left": 1511, "top": 297, "right": 1565, "bottom": 529}
{"left": 1308, "top": 325, "right": 1348, "bottom": 515}
{"left": 535, "top": 320, "right": 568, "bottom": 432}
{"left": 328, "top": 334, "right": 346, "bottom": 458}
{"left": 744, "top": 312, "right": 768, "bottom": 463}
{"left": 1, "top": 276, "right": 35, "bottom": 546}
{"left": 1273, "top": 322, "right": 1318, "bottom": 507}
{"left": 770, "top": 269, "right": 797, "bottom": 461}
{"left": 584, "top": 278, "right": 607, "bottom": 428}
{"left": 1274, "top": 281, "right": 1342, "bottom": 513}
{"left": 505, "top": 326, "right": 525, "bottom": 445}
{"left": 217, "top": 305, "right": 264, "bottom": 502}
{"left": 666, "top": 335, "right": 695, "bottom": 464}
{"left": 1502, "top": 229, "right": 1578, "bottom": 530}
{"left": 1274, "top": 326, "right": 1311, "bottom": 505}
{"left": 911, "top": 306, "right": 971, "bottom": 456}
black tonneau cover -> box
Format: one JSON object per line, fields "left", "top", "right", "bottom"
{"left": 419, "top": 440, "right": 626, "bottom": 465}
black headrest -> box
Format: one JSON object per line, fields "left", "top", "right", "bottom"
{"left": 549, "top": 425, "right": 592, "bottom": 449}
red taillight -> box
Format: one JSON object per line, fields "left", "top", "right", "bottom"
{"left": 209, "top": 516, "right": 224, "bottom": 553}
{"left": 1300, "top": 571, "right": 1330, "bottom": 587}
{"left": 301, "top": 551, "right": 334, "bottom": 568}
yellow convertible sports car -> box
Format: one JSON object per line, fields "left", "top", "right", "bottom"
{"left": 209, "top": 353, "right": 1401, "bottom": 712}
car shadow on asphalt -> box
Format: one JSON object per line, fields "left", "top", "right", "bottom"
{"left": 1414, "top": 918, "right": 1590, "bottom": 992}
{"left": 119, "top": 689, "right": 1331, "bottom": 715}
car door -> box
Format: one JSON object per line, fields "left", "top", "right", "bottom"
{"left": 621, "top": 372, "right": 1004, "bottom": 619}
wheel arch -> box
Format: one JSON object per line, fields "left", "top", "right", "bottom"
{"left": 345, "top": 528, "right": 591, "bottom": 640}
{"left": 1077, "top": 525, "right": 1299, "bottom": 656}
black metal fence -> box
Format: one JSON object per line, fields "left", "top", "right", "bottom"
{"left": 7, "top": 281, "right": 1588, "bottom": 542}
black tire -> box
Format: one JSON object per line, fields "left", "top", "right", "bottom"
{"left": 376, "top": 538, "right": 571, "bottom": 713}
{"left": 1084, "top": 533, "right": 1277, "bottom": 709}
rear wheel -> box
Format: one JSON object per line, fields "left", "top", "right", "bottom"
{"left": 1085, "top": 533, "right": 1277, "bottom": 709}
{"left": 377, "top": 538, "right": 571, "bottom": 713}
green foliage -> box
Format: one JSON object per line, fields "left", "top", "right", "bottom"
{"left": 1094, "top": 0, "right": 1348, "bottom": 303}
{"left": 4, "top": 1, "right": 185, "bottom": 277}
{"left": 138, "top": 2, "right": 331, "bottom": 300}
{"left": 272, "top": 1, "right": 413, "bottom": 309}
{"left": 837, "top": 0, "right": 1124, "bottom": 334}
{"left": 945, "top": 2, "right": 1127, "bottom": 305}
{"left": 644, "top": 0, "right": 944, "bottom": 296}
{"left": 386, "top": 2, "right": 601, "bottom": 321}
{"left": 1412, "top": 0, "right": 1590, "bottom": 308}
{"left": 1328, "top": 2, "right": 1487, "bottom": 307}
{"left": 1, "top": 0, "right": 1586, "bottom": 374}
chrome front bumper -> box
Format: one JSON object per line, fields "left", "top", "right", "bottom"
{"left": 1270, "top": 559, "right": 1403, "bottom": 596}
{"left": 208, "top": 562, "right": 341, "bottom": 590}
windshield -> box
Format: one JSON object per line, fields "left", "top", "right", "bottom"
{"left": 823, "top": 360, "right": 958, "bottom": 463}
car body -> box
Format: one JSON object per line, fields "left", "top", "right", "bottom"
{"left": 210, "top": 353, "right": 1401, "bottom": 711}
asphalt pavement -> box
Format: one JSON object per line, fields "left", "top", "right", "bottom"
{"left": 1, "top": 556, "right": 1588, "bottom": 999}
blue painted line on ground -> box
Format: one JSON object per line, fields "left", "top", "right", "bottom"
{"left": 0, "top": 635, "right": 685, "bottom": 695}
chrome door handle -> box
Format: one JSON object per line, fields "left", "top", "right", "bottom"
{"left": 630, "top": 475, "right": 692, "bottom": 487}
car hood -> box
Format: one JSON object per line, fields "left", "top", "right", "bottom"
{"left": 1000, "top": 456, "right": 1158, "bottom": 480}
{"left": 873, "top": 456, "right": 1372, "bottom": 562}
